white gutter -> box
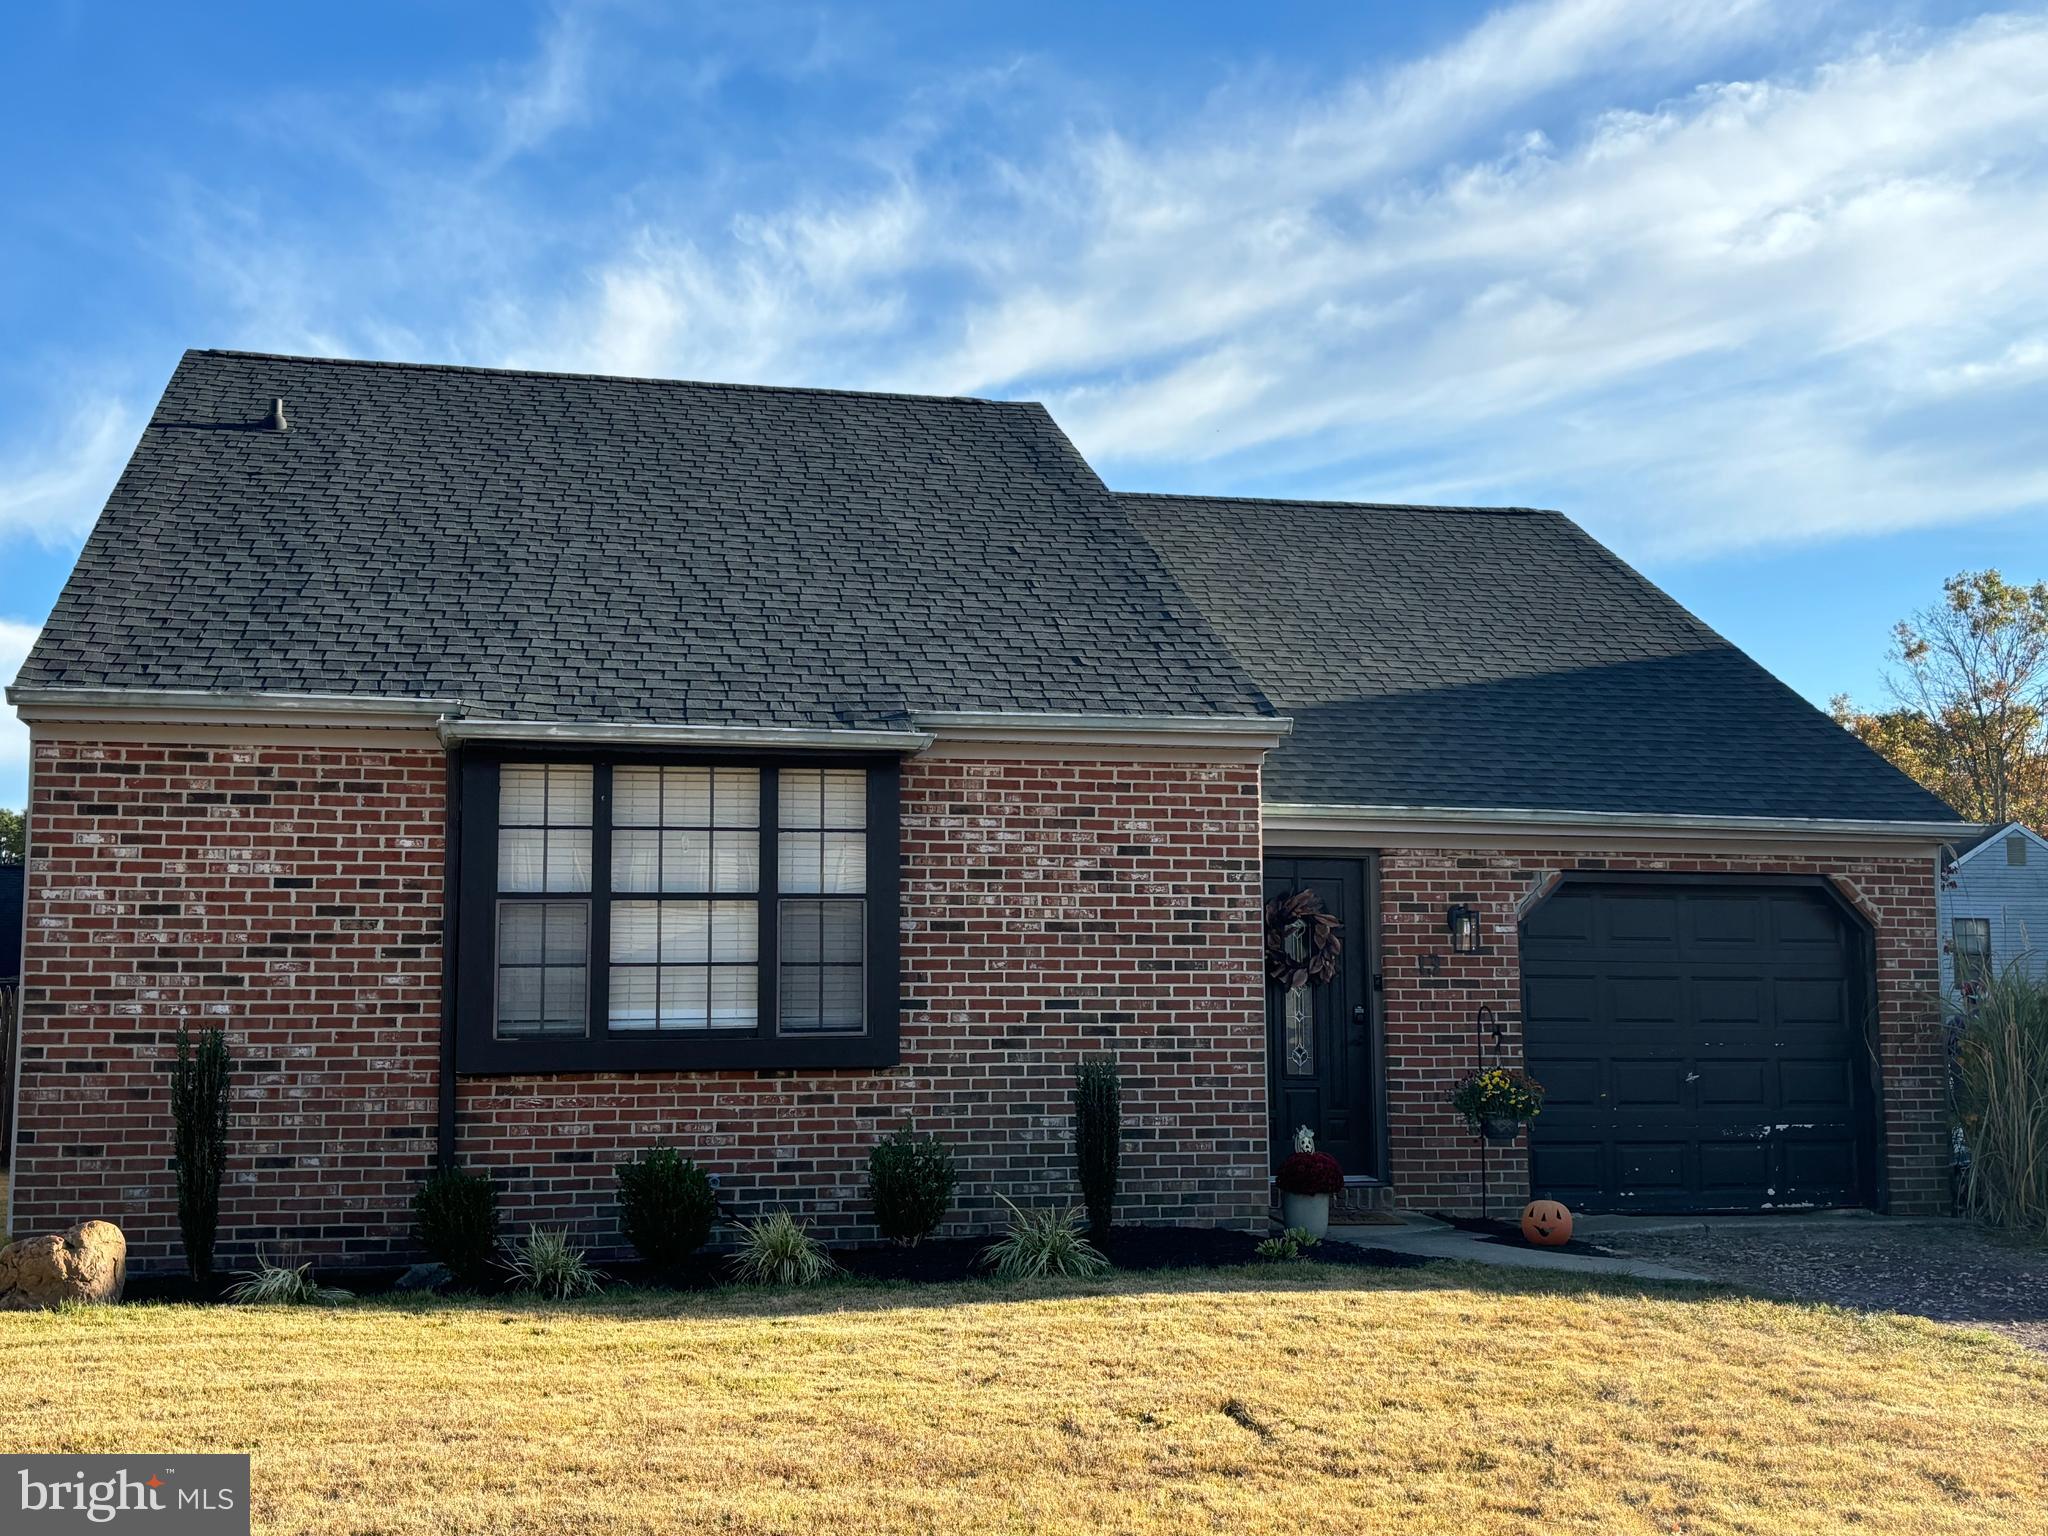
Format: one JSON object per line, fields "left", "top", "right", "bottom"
{"left": 6, "top": 688, "right": 1285, "bottom": 753}
{"left": 7, "top": 686, "right": 467, "bottom": 729}
{"left": 439, "top": 719, "right": 934, "bottom": 752}
{"left": 912, "top": 710, "right": 1293, "bottom": 750}
{"left": 1265, "top": 800, "right": 1977, "bottom": 844}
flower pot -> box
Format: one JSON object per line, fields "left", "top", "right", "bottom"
{"left": 1281, "top": 1191, "right": 1330, "bottom": 1237}
{"left": 1480, "top": 1114, "right": 1522, "bottom": 1145}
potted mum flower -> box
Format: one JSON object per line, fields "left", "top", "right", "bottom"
{"left": 1451, "top": 1066, "right": 1546, "bottom": 1144}
{"left": 1274, "top": 1126, "right": 1343, "bottom": 1236}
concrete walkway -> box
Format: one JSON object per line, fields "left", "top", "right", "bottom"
{"left": 1330, "top": 1212, "right": 1714, "bottom": 1282}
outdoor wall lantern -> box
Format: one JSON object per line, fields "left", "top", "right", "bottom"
{"left": 1446, "top": 904, "right": 1482, "bottom": 953}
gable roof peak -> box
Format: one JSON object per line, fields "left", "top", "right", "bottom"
{"left": 20, "top": 349, "right": 1271, "bottom": 727}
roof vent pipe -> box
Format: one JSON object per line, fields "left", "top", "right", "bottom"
{"left": 268, "top": 397, "right": 289, "bottom": 432}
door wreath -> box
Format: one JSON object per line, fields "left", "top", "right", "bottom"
{"left": 1264, "top": 890, "right": 1343, "bottom": 989}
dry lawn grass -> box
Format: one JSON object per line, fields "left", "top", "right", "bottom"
{"left": 2, "top": 1264, "right": 2044, "bottom": 1535}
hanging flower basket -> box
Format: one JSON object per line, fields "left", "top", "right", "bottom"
{"left": 1450, "top": 1067, "right": 1546, "bottom": 1141}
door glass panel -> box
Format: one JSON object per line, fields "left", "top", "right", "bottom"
{"left": 1285, "top": 986, "right": 1314, "bottom": 1076}
{"left": 1282, "top": 917, "right": 1313, "bottom": 1076}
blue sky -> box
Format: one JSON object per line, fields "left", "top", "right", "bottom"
{"left": 5, "top": 0, "right": 2048, "bottom": 805}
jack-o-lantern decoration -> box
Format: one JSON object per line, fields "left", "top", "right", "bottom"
{"left": 1520, "top": 1199, "right": 1573, "bottom": 1247}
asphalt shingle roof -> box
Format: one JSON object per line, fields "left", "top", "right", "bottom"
{"left": 1120, "top": 493, "right": 1960, "bottom": 824}
{"left": 16, "top": 350, "right": 1274, "bottom": 726}
{"left": 17, "top": 350, "right": 1961, "bottom": 825}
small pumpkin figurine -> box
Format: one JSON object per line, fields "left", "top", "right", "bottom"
{"left": 1520, "top": 1199, "right": 1573, "bottom": 1247}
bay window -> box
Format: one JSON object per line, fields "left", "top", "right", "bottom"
{"left": 454, "top": 750, "right": 901, "bottom": 1072}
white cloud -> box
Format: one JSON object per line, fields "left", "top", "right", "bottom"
{"left": 489, "top": 8, "right": 595, "bottom": 164}
{"left": 492, "top": 185, "right": 929, "bottom": 382}
{"left": 927, "top": 10, "right": 2048, "bottom": 560}
{"left": 118, "top": 0, "right": 2048, "bottom": 561}
{"left": 0, "top": 400, "right": 134, "bottom": 546}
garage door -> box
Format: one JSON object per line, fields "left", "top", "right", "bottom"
{"left": 1521, "top": 880, "right": 1876, "bottom": 1213}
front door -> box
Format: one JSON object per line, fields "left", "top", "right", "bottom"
{"left": 1263, "top": 855, "right": 1376, "bottom": 1178}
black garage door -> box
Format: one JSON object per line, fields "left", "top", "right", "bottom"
{"left": 1521, "top": 879, "right": 1877, "bottom": 1213}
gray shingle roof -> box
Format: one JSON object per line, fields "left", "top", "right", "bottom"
{"left": 1121, "top": 493, "right": 1961, "bottom": 823}
{"left": 18, "top": 350, "right": 1962, "bottom": 825}
{"left": 16, "top": 350, "right": 1275, "bottom": 726}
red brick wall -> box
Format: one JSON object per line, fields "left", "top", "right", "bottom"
{"left": 12, "top": 741, "right": 1267, "bottom": 1271}
{"left": 12, "top": 738, "right": 445, "bottom": 1270}
{"left": 1378, "top": 846, "right": 1946, "bottom": 1216}
{"left": 15, "top": 733, "right": 1944, "bottom": 1272}
{"left": 463, "top": 756, "right": 1269, "bottom": 1246}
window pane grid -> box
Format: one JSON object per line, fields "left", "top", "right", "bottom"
{"left": 497, "top": 765, "right": 593, "bottom": 893}
{"left": 779, "top": 897, "right": 865, "bottom": 1035}
{"left": 611, "top": 899, "right": 759, "bottom": 1032}
{"left": 488, "top": 760, "right": 877, "bottom": 1052}
{"left": 495, "top": 899, "right": 589, "bottom": 1039}
{"left": 614, "top": 766, "right": 760, "bottom": 893}
{"left": 778, "top": 769, "right": 866, "bottom": 895}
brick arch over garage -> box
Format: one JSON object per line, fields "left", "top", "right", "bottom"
{"left": 1373, "top": 845, "right": 1944, "bottom": 1217}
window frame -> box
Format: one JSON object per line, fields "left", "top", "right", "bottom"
{"left": 453, "top": 744, "right": 902, "bottom": 1075}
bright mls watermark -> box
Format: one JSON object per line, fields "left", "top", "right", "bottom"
{"left": 3, "top": 1456, "right": 249, "bottom": 1533}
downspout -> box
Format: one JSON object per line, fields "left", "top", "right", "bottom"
{"left": 4, "top": 733, "right": 34, "bottom": 1237}
{"left": 437, "top": 751, "right": 460, "bottom": 1170}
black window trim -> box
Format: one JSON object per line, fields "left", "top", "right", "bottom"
{"left": 454, "top": 743, "right": 902, "bottom": 1075}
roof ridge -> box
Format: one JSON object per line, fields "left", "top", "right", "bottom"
{"left": 186, "top": 349, "right": 1040, "bottom": 412}
{"left": 1117, "top": 490, "right": 1554, "bottom": 516}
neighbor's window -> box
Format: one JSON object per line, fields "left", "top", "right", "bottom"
{"left": 460, "top": 753, "right": 899, "bottom": 1072}
{"left": 1953, "top": 917, "right": 1992, "bottom": 990}
{"left": 2008, "top": 834, "right": 2029, "bottom": 868}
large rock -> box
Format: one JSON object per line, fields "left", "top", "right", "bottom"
{"left": 394, "top": 1261, "right": 453, "bottom": 1293}
{"left": 0, "top": 1221, "right": 127, "bottom": 1309}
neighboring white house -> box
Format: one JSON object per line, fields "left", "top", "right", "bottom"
{"left": 1938, "top": 822, "right": 2048, "bottom": 994}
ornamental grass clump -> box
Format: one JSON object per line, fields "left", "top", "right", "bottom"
{"left": 224, "top": 1256, "right": 353, "bottom": 1306}
{"left": 980, "top": 1197, "right": 1111, "bottom": 1280}
{"left": 616, "top": 1147, "right": 719, "bottom": 1270}
{"left": 504, "top": 1229, "right": 605, "bottom": 1300}
{"left": 1952, "top": 969, "right": 2048, "bottom": 1235}
{"left": 729, "top": 1212, "right": 837, "bottom": 1286}
{"left": 1449, "top": 1066, "right": 1546, "bottom": 1130}
{"left": 866, "top": 1124, "right": 957, "bottom": 1246}
{"left": 412, "top": 1166, "right": 502, "bottom": 1289}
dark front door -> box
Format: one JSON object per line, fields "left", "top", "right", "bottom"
{"left": 1522, "top": 879, "right": 1876, "bottom": 1213}
{"left": 1263, "top": 856, "right": 1376, "bottom": 1178}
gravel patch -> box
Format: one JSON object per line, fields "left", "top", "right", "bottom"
{"left": 1604, "top": 1218, "right": 2048, "bottom": 1353}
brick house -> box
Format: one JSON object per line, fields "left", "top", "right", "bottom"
{"left": 5, "top": 351, "right": 1967, "bottom": 1272}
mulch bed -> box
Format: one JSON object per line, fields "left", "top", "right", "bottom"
{"left": 122, "top": 1225, "right": 1426, "bottom": 1303}
{"left": 835, "top": 1224, "right": 1427, "bottom": 1282}
{"left": 1431, "top": 1212, "right": 1612, "bottom": 1257}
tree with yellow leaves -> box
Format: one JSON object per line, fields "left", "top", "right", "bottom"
{"left": 1832, "top": 570, "right": 2048, "bottom": 831}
